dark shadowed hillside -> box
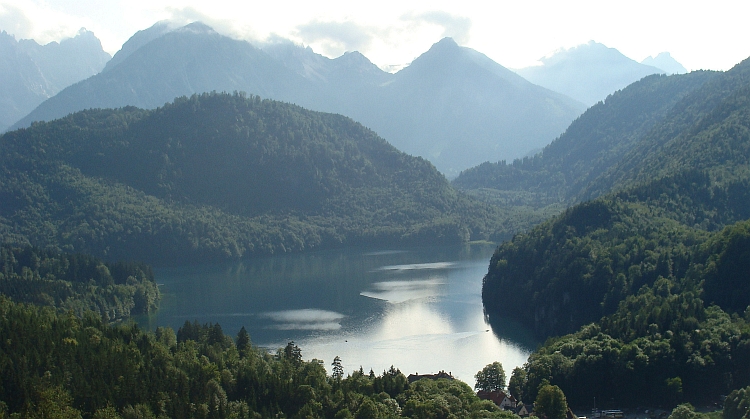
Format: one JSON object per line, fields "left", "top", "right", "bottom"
{"left": 0, "top": 92, "right": 505, "bottom": 264}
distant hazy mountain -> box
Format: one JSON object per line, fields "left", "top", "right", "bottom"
{"left": 10, "top": 22, "right": 319, "bottom": 130}
{"left": 344, "top": 38, "right": 586, "bottom": 176}
{"left": 12, "top": 22, "right": 585, "bottom": 176}
{"left": 641, "top": 52, "right": 688, "bottom": 75}
{"left": 0, "top": 29, "right": 110, "bottom": 132}
{"left": 262, "top": 39, "right": 392, "bottom": 89}
{"left": 101, "top": 21, "right": 176, "bottom": 72}
{"left": 453, "top": 70, "right": 716, "bottom": 206}
{"left": 516, "top": 41, "right": 670, "bottom": 106}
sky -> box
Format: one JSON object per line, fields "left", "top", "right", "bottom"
{"left": 1, "top": 0, "right": 749, "bottom": 73}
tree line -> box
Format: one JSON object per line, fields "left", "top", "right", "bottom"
{"left": 0, "top": 296, "right": 517, "bottom": 419}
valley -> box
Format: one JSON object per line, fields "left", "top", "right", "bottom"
{"left": 1, "top": 14, "right": 750, "bottom": 419}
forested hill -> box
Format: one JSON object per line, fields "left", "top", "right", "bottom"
{"left": 580, "top": 55, "right": 750, "bottom": 200}
{"left": 483, "top": 57, "right": 750, "bottom": 408}
{"left": 452, "top": 70, "right": 717, "bottom": 208}
{"left": 482, "top": 55, "right": 750, "bottom": 337}
{"left": 0, "top": 92, "right": 504, "bottom": 264}
{"left": 457, "top": 56, "right": 750, "bottom": 211}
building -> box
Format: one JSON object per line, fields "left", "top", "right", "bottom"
{"left": 477, "top": 390, "right": 518, "bottom": 410}
{"left": 517, "top": 404, "right": 534, "bottom": 417}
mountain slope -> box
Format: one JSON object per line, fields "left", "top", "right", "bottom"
{"left": 453, "top": 70, "right": 717, "bottom": 208}
{"left": 353, "top": 38, "right": 585, "bottom": 176}
{"left": 581, "top": 56, "right": 750, "bottom": 199}
{"left": 12, "top": 23, "right": 585, "bottom": 176}
{"left": 10, "top": 23, "right": 318, "bottom": 130}
{"left": 266, "top": 37, "right": 586, "bottom": 176}
{"left": 0, "top": 92, "right": 503, "bottom": 263}
{"left": 482, "top": 55, "right": 750, "bottom": 338}
{"left": 0, "top": 29, "right": 110, "bottom": 132}
{"left": 516, "top": 41, "right": 669, "bottom": 106}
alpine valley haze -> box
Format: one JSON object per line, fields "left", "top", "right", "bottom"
{"left": 8, "top": 22, "right": 586, "bottom": 176}
{"left": 3, "top": 7, "right": 750, "bottom": 419}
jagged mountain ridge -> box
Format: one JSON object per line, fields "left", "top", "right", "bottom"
{"left": 0, "top": 29, "right": 110, "bottom": 132}
{"left": 516, "top": 41, "right": 673, "bottom": 106}
{"left": 641, "top": 52, "right": 688, "bottom": 75}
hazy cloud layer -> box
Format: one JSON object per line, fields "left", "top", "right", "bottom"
{"left": 293, "top": 10, "right": 471, "bottom": 61}
{"left": 0, "top": 3, "right": 33, "bottom": 38}
{"left": 165, "top": 6, "right": 264, "bottom": 42}
{"left": 294, "top": 20, "right": 382, "bottom": 57}
{"left": 401, "top": 11, "right": 472, "bottom": 44}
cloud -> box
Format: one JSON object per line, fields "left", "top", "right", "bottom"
{"left": 401, "top": 11, "right": 472, "bottom": 44}
{"left": 0, "top": 0, "right": 92, "bottom": 45}
{"left": 0, "top": 3, "right": 33, "bottom": 37}
{"left": 290, "top": 10, "right": 472, "bottom": 68}
{"left": 294, "top": 20, "right": 381, "bottom": 57}
{"left": 164, "top": 6, "right": 263, "bottom": 42}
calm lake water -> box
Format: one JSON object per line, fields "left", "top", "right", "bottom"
{"left": 137, "top": 244, "right": 537, "bottom": 386}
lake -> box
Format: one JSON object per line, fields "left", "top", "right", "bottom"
{"left": 137, "top": 243, "right": 537, "bottom": 386}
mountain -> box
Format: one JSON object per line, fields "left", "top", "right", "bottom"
{"left": 9, "top": 22, "right": 319, "bottom": 130}
{"left": 0, "top": 29, "right": 110, "bottom": 132}
{"left": 347, "top": 38, "right": 586, "bottom": 176}
{"left": 0, "top": 92, "right": 505, "bottom": 264}
{"left": 516, "top": 41, "right": 671, "bottom": 106}
{"left": 261, "top": 39, "right": 392, "bottom": 89}
{"left": 266, "top": 37, "right": 585, "bottom": 175}
{"left": 453, "top": 70, "right": 717, "bottom": 208}
{"left": 641, "top": 52, "right": 688, "bottom": 75}
{"left": 11, "top": 22, "right": 586, "bottom": 176}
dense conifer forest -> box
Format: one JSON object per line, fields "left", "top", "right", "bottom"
{"left": 482, "top": 57, "right": 750, "bottom": 409}
{"left": 2, "top": 41, "right": 750, "bottom": 417}
{"left": 0, "top": 245, "right": 158, "bottom": 321}
{"left": 0, "top": 296, "right": 517, "bottom": 419}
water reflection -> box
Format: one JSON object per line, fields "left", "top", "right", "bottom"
{"left": 297, "top": 296, "right": 532, "bottom": 384}
{"left": 261, "top": 309, "right": 346, "bottom": 331}
{"left": 360, "top": 279, "right": 445, "bottom": 303}
{"left": 376, "top": 262, "right": 456, "bottom": 271}
{"left": 139, "top": 244, "right": 538, "bottom": 387}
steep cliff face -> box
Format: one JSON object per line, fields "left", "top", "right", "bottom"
{"left": 0, "top": 29, "right": 110, "bottom": 131}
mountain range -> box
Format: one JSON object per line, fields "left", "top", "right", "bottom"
{"left": 8, "top": 22, "right": 586, "bottom": 177}
{"left": 0, "top": 29, "right": 110, "bottom": 132}
{"left": 516, "top": 41, "right": 681, "bottom": 106}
